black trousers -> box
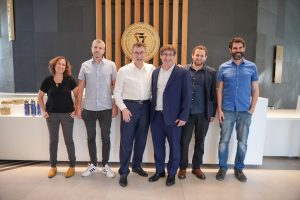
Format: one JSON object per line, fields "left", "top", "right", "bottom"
{"left": 82, "top": 109, "right": 112, "bottom": 167}
{"left": 180, "top": 113, "right": 209, "bottom": 169}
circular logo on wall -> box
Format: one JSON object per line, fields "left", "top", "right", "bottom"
{"left": 121, "top": 22, "right": 160, "bottom": 61}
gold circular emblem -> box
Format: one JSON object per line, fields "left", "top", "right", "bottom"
{"left": 121, "top": 22, "right": 160, "bottom": 61}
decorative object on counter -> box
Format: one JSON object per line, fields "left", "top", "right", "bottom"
{"left": 30, "top": 99, "right": 36, "bottom": 116}
{"left": 24, "top": 99, "right": 30, "bottom": 116}
{"left": 1, "top": 99, "right": 24, "bottom": 104}
{"left": 0, "top": 106, "right": 11, "bottom": 115}
{"left": 268, "top": 106, "right": 275, "bottom": 110}
{"left": 37, "top": 103, "right": 41, "bottom": 115}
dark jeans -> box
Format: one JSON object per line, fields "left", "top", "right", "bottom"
{"left": 82, "top": 109, "right": 112, "bottom": 167}
{"left": 46, "top": 113, "right": 76, "bottom": 167}
{"left": 118, "top": 100, "right": 150, "bottom": 175}
{"left": 180, "top": 113, "right": 209, "bottom": 169}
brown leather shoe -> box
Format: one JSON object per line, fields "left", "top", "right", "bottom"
{"left": 65, "top": 167, "right": 75, "bottom": 178}
{"left": 48, "top": 167, "right": 57, "bottom": 178}
{"left": 178, "top": 169, "right": 186, "bottom": 179}
{"left": 192, "top": 168, "right": 206, "bottom": 180}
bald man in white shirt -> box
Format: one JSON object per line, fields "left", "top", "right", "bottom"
{"left": 114, "top": 42, "right": 155, "bottom": 187}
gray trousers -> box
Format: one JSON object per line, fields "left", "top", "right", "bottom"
{"left": 46, "top": 113, "right": 76, "bottom": 167}
{"left": 82, "top": 109, "right": 112, "bottom": 167}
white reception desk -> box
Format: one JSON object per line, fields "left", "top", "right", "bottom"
{"left": 0, "top": 95, "right": 268, "bottom": 165}
{"left": 264, "top": 109, "right": 300, "bottom": 157}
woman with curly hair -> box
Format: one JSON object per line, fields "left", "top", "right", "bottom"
{"left": 38, "top": 56, "right": 78, "bottom": 178}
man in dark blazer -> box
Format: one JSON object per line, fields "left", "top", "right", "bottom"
{"left": 148, "top": 45, "right": 192, "bottom": 186}
{"left": 178, "top": 45, "right": 217, "bottom": 180}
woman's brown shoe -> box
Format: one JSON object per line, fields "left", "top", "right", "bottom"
{"left": 65, "top": 167, "right": 75, "bottom": 178}
{"left": 48, "top": 167, "right": 57, "bottom": 178}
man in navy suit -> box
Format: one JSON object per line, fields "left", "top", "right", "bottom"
{"left": 148, "top": 45, "right": 192, "bottom": 186}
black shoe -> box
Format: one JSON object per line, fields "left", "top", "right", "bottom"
{"left": 132, "top": 167, "right": 148, "bottom": 177}
{"left": 148, "top": 172, "right": 166, "bottom": 182}
{"left": 234, "top": 168, "right": 247, "bottom": 182}
{"left": 166, "top": 175, "right": 175, "bottom": 186}
{"left": 119, "top": 174, "right": 128, "bottom": 187}
{"left": 216, "top": 168, "right": 226, "bottom": 181}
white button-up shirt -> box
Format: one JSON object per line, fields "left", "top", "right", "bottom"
{"left": 114, "top": 62, "right": 155, "bottom": 111}
{"left": 155, "top": 65, "right": 175, "bottom": 111}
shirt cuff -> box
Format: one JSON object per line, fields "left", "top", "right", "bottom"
{"left": 119, "top": 103, "right": 127, "bottom": 111}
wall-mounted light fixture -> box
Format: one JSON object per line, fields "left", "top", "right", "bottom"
{"left": 7, "top": 0, "right": 15, "bottom": 41}
{"left": 273, "top": 45, "right": 283, "bottom": 83}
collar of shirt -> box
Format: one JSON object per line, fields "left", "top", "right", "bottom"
{"left": 190, "top": 63, "right": 205, "bottom": 72}
{"left": 129, "top": 61, "right": 146, "bottom": 71}
{"left": 92, "top": 57, "right": 106, "bottom": 64}
{"left": 230, "top": 58, "right": 245, "bottom": 66}
{"left": 161, "top": 64, "right": 175, "bottom": 72}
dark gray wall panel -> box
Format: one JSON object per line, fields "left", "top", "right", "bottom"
{"left": 58, "top": 6, "right": 84, "bottom": 32}
{"left": 256, "top": 0, "right": 300, "bottom": 108}
{"left": 12, "top": 0, "right": 95, "bottom": 92}
{"left": 13, "top": 31, "right": 35, "bottom": 91}
{"left": 35, "top": 56, "right": 50, "bottom": 90}
{"left": 14, "top": 0, "right": 34, "bottom": 32}
{"left": 187, "top": 0, "right": 258, "bottom": 70}
{"left": 34, "top": 32, "right": 58, "bottom": 57}
{"left": 13, "top": 31, "right": 35, "bottom": 57}
{"left": 33, "top": 0, "right": 58, "bottom": 32}
{"left": 13, "top": 57, "right": 36, "bottom": 92}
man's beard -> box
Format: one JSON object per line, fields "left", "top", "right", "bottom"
{"left": 193, "top": 60, "right": 205, "bottom": 67}
{"left": 232, "top": 52, "right": 244, "bottom": 60}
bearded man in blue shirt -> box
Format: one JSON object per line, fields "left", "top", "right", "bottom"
{"left": 216, "top": 37, "right": 259, "bottom": 182}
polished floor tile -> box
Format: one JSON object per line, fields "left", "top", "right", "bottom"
{"left": 0, "top": 158, "right": 300, "bottom": 200}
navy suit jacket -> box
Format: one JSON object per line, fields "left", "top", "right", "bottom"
{"left": 151, "top": 65, "right": 192, "bottom": 126}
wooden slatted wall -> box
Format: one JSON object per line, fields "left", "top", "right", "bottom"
{"left": 96, "top": 0, "right": 188, "bottom": 70}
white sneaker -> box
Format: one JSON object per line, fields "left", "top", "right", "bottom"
{"left": 81, "top": 163, "right": 98, "bottom": 177}
{"left": 101, "top": 164, "right": 115, "bottom": 178}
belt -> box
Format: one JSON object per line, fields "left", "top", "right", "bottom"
{"left": 124, "top": 99, "right": 150, "bottom": 104}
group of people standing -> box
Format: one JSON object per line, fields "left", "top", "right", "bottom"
{"left": 37, "top": 36, "right": 259, "bottom": 187}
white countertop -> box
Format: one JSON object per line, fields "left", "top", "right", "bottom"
{"left": 267, "top": 109, "right": 300, "bottom": 119}
{"left": 264, "top": 109, "right": 300, "bottom": 157}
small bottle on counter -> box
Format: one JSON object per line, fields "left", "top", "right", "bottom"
{"left": 37, "top": 103, "right": 41, "bottom": 115}
{"left": 30, "top": 99, "right": 36, "bottom": 116}
{"left": 24, "top": 99, "right": 30, "bottom": 116}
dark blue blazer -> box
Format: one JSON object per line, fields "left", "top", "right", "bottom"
{"left": 151, "top": 65, "right": 192, "bottom": 126}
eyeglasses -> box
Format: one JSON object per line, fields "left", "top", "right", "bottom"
{"left": 133, "top": 51, "right": 146, "bottom": 55}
